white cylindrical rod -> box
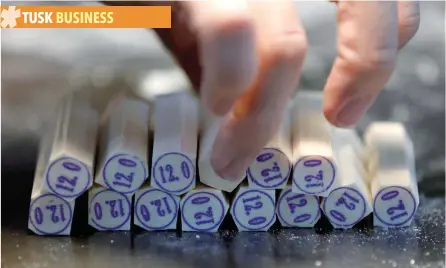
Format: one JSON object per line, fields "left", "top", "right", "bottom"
{"left": 150, "top": 91, "right": 198, "bottom": 195}
{"left": 276, "top": 185, "right": 321, "bottom": 228}
{"left": 88, "top": 185, "right": 132, "bottom": 231}
{"left": 42, "top": 93, "right": 99, "bottom": 200}
{"left": 180, "top": 184, "right": 229, "bottom": 232}
{"left": 94, "top": 96, "right": 150, "bottom": 195}
{"left": 291, "top": 91, "right": 338, "bottom": 197}
{"left": 321, "top": 128, "right": 373, "bottom": 230}
{"left": 29, "top": 132, "right": 75, "bottom": 236}
{"left": 247, "top": 104, "right": 292, "bottom": 189}
{"left": 230, "top": 182, "right": 276, "bottom": 232}
{"left": 134, "top": 185, "right": 180, "bottom": 231}
{"left": 364, "top": 122, "right": 419, "bottom": 228}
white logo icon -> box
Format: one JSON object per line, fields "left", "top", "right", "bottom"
{"left": 1, "top": 6, "right": 21, "bottom": 28}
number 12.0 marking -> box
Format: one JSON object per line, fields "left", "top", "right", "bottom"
{"left": 112, "top": 158, "right": 137, "bottom": 188}
{"left": 335, "top": 191, "right": 360, "bottom": 210}
{"left": 55, "top": 161, "right": 81, "bottom": 192}
{"left": 380, "top": 190, "right": 409, "bottom": 221}
{"left": 150, "top": 197, "right": 172, "bottom": 217}
{"left": 46, "top": 204, "right": 67, "bottom": 223}
{"left": 243, "top": 195, "right": 263, "bottom": 216}
{"left": 105, "top": 199, "right": 125, "bottom": 218}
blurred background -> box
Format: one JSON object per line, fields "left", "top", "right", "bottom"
{"left": 2, "top": 1, "right": 444, "bottom": 182}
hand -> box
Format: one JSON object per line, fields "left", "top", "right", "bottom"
{"left": 106, "top": 1, "right": 420, "bottom": 179}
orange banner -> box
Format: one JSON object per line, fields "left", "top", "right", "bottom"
{"left": 0, "top": 6, "right": 171, "bottom": 28}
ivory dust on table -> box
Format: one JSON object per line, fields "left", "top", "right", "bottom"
{"left": 42, "top": 95, "right": 99, "bottom": 200}
{"left": 276, "top": 185, "right": 321, "bottom": 228}
{"left": 88, "top": 185, "right": 132, "bottom": 231}
{"left": 230, "top": 183, "right": 276, "bottom": 231}
{"left": 134, "top": 185, "right": 180, "bottom": 231}
{"left": 150, "top": 91, "right": 198, "bottom": 195}
{"left": 29, "top": 130, "right": 75, "bottom": 236}
{"left": 180, "top": 184, "right": 229, "bottom": 232}
{"left": 321, "top": 128, "right": 372, "bottom": 230}
{"left": 364, "top": 122, "right": 419, "bottom": 228}
{"left": 247, "top": 106, "right": 292, "bottom": 190}
{"left": 291, "top": 91, "right": 337, "bottom": 197}
{"left": 94, "top": 97, "right": 150, "bottom": 195}
{"left": 198, "top": 108, "right": 245, "bottom": 192}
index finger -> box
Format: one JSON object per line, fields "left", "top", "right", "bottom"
{"left": 211, "top": 1, "right": 307, "bottom": 178}
{"left": 323, "top": 1, "right": 399, "bottom": 127}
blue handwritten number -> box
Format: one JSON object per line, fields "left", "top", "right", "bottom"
{"left": 113, "top": 172, "right": 134, "bottom": 189}
{"left": 190, "top": 196, "right": 214, "bottom": 225}
{"left": 303, "top": 160, "right": 322, "bottom": 167}
{"left": 381, "top": 190, "right": 408, "bottom": 221}
{"left": 94, "top": 202, "right": 102, "bottom": 220}
{"left": 119, "top": 158, "right": 137, "bottom": 167}
{"left": 162, "top": 197, "right": 172, "bottom": 214}
{"left": 381, "top": 190, "right": 399, "bottom": 201}
{"left": 286, "top": 194, "right": 310, "bottom": 223}
{"left": 63, "top": 162, "right": 81, "bottom": 171}
{"left": 302, "top": 159, "right": 324, "bottom": 188}
{"left": 387, "top": 199, "right": 408, "bottom": 221}
{"left": 248, "top": 216, "right": 267, "bottom": 225}
{"left": 261, "top": 162, "right": 283, "bottom": 183}
{"left": 194, "top": 207, "right": 215, "bottom": 225}
{"left": 55, "top": 161, "right": 81, "bottom": 192}
{"left": 181, "top": 161, "right": 191, "bottom": 179}
{"left": 286, "top": 194, "right": 307, "bottom": 213}
{"left": 335, "top": 191, "right": 360, "bottom": 210}
{"left": 294, "top": 214, "right": 311, "bottom": 223}
{"left": 257, "top": 153, "right": 274, "bottom": 162}
{"left": 242, "top": 195, "right": 263, "bottom": 216}
{"left": 191, "top": 196, "right": 210, "bottom": 205}
{"left": 329, "top": 210, "right": 347, "bottom": 222}
{"left": 106, "top": 199, "right": 125, "bottom": 218}
{"left": 112, "top": 158, "right": 136, "bottom": 189}
{"left": 46, "top": 205, "right": 66, "bottom": 223}
{"left": 140, "top": 205, "right": 150, "bottom": 222}
{"left": 34, "top": 207, "right": 43, "bottom": 225}
{"left": 159, "top": 165, "right": 179, "bottom": 184}
{"left": 150, "top": 198, "right": 172, "bottom": 217}
{"left": 56, "top": 175, "right": 78, "bottom": 192}
{"left": 256, "top": 152, "right": 282, "bottom": 183}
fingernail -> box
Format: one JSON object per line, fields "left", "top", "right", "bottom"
{"left": 333, "top": 96, "right": 372, "bottom": 127}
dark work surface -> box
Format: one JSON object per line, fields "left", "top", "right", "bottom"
{"left": 1, "top": 145, "right": 445, "bottom": 268}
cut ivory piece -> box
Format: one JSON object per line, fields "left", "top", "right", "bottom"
{"left": 95, "top": 97, "right": 150, "bottom": 195}
{"left": 291, "top": 91, "right": 337, "bottom": 197}
{"left": 247, "top": 105, "right": 292, "bottom": 189}
{"left": 231, "top": 182, "right": 276, "bottom": 231}
{"left": 134, "top": 185, "right": 180, "bottom": 231}
{"left": 180, "top": 184, "right": 229, "bottom": 232}
{"left": 29, "top": 131, "right": 75, "bottom": 236}
{"left": 88, "top": 185, "right": 132, "bottom": 231}
{"left": 276, "top": 185, "right": 321, "bottom": 228}
{"left": 198, "top": 107, "right": 245, "bottom": 192}
{"left": 151, "top": 91, "right": 198, "bottom": 195}
{"left": 321, "top": 128, "right": 372, "bottom": 229}
{"left": 42, "top": 94, "right": 99, "bottom": 200}
{"left": 364, "top": 122, "right": 419, "bottom": 228}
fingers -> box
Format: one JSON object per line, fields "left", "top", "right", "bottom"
{"left": 397, "top": 0, "right": 420, "bottom": 49}
{"left": 185, "top": 1, "right": 258, "bottom": 115}
{"left": 211, "top": 1, "right": 307, "bottom": 178}
{"left": 323, "top": 1, "right": 399, "bottom": 128}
